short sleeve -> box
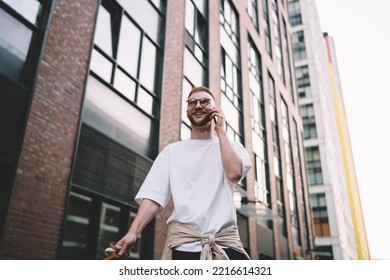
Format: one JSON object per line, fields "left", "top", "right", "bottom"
{"left": 134, "top": 146, "right": 171, "bottom": 208}
{"left": 233, "top": 142, "right": 252, "bottom": 181}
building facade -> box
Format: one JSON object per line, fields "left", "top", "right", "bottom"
{"left": 324, "top": 33, "right": 370, "bottom": 260}
{"left": 287, "top": 0, "right": 370, "bottom": 259}
{"left": 0, "top": 0, "right": 314, "bottom": 259}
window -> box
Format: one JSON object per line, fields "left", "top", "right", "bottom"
{"left": 86, "top": 0, "right": 165, "bottom": 158}
{"left": 0, "top": 0, "right": 53, "bottom": 236}
{"left": 268, "top": 74, "right": 285, "bottom": 224}
{"left": 60, "top": 124, "right": 154, "bottom": 259}
{"left": 310, "top": 193, "right": 331, "bottom": 238}
{"left": 296, "top": 65, "right": 311, "bottom": 98}
{"left": 246, "top": 0, "right": 259, "bottom": 29}
{"left": 287, "top": 0, "right": 302, "bottom": 27}
{"left": 59, "top": 190, "right": 145, "bottom": 260}
{"left": 305, "top": 146, "right": 323, "bottom": 185}
{"left": 282, "top": 18, "right": 295, "bottom": 102}
{"left": 91, "top": 0, "right": 164, "bottom": 112}
{"left": 262, "top": 0, "right": 272, "bottom": 56}
{"left": 271, "top": 0, "right": 285, "bottom": 83}
{"left": 281, "top": 100, "right": 299, "bottom": 244}
{"left": 314, "top": 246, "right": 334, "bottom": 260}
{"left": 248, "top": 38, "right": 270, "bottom": 205}
{"left": 0, "top": 0, "right": 44, "bottom": 85}
{"left": 300, "top": 104, "right": 317, "bottom": 139}
{"left": 220, "top": 0, "right": 243, "bottom": 143}
{"left": 292, "top": 30, "right": 306, "bottom": 61}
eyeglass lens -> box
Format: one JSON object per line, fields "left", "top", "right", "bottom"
{"left": 187, "top": 98, "right": 211, "bottom": 107}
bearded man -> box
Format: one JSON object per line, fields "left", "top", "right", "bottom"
{"left": 116, "top": 86, "right": 251, "bottom": 260}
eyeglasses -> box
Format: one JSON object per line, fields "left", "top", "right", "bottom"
{"left": 186, "top": 98, "right": 212, "bottom": 108}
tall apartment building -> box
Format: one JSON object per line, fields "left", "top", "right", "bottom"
{"left": 324, "top": 34, "right": 370, "bottom": 260}
{"left": 288, "top": 0, "right": 370, "bottom": 259}
{"left": 0, "top": 0, "right": 314, "bottom": 259}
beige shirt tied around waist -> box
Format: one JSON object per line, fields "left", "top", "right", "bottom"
{"left": 161, "top": 221, "right": 251, "bottom": 260}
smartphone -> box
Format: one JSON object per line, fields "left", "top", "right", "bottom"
{"left": 211, "top": 106, "right": 217, "bottom": 124}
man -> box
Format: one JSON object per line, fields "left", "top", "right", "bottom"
{"left": 116, "top": 86, "right": 251, "bottom": 260}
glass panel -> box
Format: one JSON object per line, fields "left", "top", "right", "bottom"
{"left": 151, "top": 0, "right": 162, "bottom": 9}
{"left": 90, "top": 49, "right": 113, "bottom": 83}
{"left": 117, "top": 16, "right": 141, "bottom": 77}
{"left": 95, "top": 6, "right": 113, "bottom": 56}
{"left": 96, "top": 203, "right": 121, "bottom": 259}
{"left": 0, "top": 9, "right": 32, "bottom": 84}
{"left": 185, "top": 0, "right": 195, "bottom": 34}
{"left": 220, "top": 27, "right": 238, "bottom": 64}
{"left": 249, "top": 73, "right": 260, "bottom": 97}
{"left": 139, "top": 38, "right": 157, "bottom": 92}
{"left": 3, "top": 0, "right": 41, "bottom": 24}
{"left": 273, "top": 155, "right": 279, "bottom": 176}
{"left": 118, "top": 0, "right": 160, "bottom": 42}
{"left": 195, "top": 12, "right": 207, "bottom": 48}
{"left": 194, "top": 45, "right": 203, "bottom": 62}
{"left": 114, "top": 69, "right": 136, "bottom": 101}
{"left": 60, "top": 192, "right": 92, "bottom": 259}
{"left": 83, "top": 76, "right": 152, "bottom": 156}
{"left": 183, "top": 48, "right": 204, "bottom": 86}
{"left": 137, "top": 87, "right": 154, "bottom": 115}
{"left": 193, "top": 0, "right": 206, "bottom": 16}
{"left": 225, "top": 56, "right": 233, "bottom": 87}
{"left": 221, "top": 94, "right": 239, "bottom": 132}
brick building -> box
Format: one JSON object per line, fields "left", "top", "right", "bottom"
{"left": 0, "top": 0, "right": 314, "bottom": 259}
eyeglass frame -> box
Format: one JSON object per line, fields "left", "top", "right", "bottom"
{"left": 186, "top": 98, "right": 213, "bottom": 108}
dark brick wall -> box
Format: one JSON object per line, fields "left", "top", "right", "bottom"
{"left": 0, "top": 0, "right": 99, "bottom": 259}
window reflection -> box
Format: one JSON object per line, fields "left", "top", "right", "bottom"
{"left": 0, "top": 9, "right": 32, "bottom": 84}
{"left": 246, "top": 0, "right": 259, "bottom": 28}
{"left": 117, "top": 17, "right": 141, "bottom": 77}
{"left": 89, "top": 0, "right": 165, "bottom": 157}
{"left": 3, "top": 0, "right": 42, "bottom": 24}
{"left": 90, "top": 49, "right": 113, "bottom": 83}
{"left": 263, "top": 0, "right": 272, "bottom": 56}
{"left": 95, "top": 6, "right": 113, "bottom": 56}
{"left": 184, "top": 48, "right": 204, "bottom": 86}
{"left": 137, "top": 87, "right": 154, "bottom": 115}
{"left": 83, "top": 76, "right": 152, "bottom": 156}
{"left": 97, "top": 203, "right": 121, "bottom": 259}
{"left": 114, "top": 69, "right": 136, "bottom": 101}
{"left": 118, "top": 0, "right": 161, "bottom": 42}
{"left": 60, "top": 192, "right": 92, "bottom": 259}
{"left": 139, "top": 38, "right": 157, "bottom": 92}
{"left": 292, "top": 31, "right": 307, "bottom": 60}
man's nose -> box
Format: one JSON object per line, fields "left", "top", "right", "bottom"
{"left": 194, "top": 100, "right": 203, "bottom": 108}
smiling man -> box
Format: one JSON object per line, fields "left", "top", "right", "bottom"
{"left": 116, "top": 86, "right": 251, "bottom": 260}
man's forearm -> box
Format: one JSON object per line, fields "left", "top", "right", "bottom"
{"left": 217, "top": 130, "right": 242, "bottom": 183}
{"left": 129, "top": 198, "right": 161, "bottom": 235}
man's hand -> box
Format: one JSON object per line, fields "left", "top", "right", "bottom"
{"left": 115, "top": 199, "right": 161, "bottom": 257}
{"left": 116, "top": 231, "right": 138, "bottom": 256}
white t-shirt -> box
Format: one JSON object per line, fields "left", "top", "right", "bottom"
{"left": 135, "top": 137, "right": 251, "bottom": 251}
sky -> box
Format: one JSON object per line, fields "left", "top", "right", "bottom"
{"left": 314, "top": 0, "right": 390, "bottom": 259}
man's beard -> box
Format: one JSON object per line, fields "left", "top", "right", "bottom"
{"left": 187, "top": 110, "right": 213, "bottom": 127}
